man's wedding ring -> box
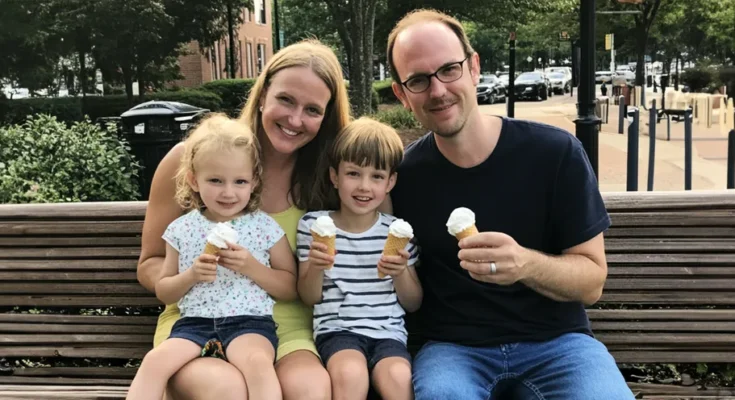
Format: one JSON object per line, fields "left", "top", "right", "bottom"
{"left": 490, "top": 262, "right": 497, "bottom": 274}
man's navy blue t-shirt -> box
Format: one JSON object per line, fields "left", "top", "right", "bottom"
{"left": 391, "top": 117, "right": 611, "bottom": 347}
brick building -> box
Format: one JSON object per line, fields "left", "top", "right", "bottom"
{"left": 176, "top": 0, "right": 273, "bottom": 88}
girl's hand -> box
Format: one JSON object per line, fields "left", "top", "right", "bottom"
{"left": 308, "top": 241, "right": 335, "bottom": 271}
{"left": 190, "top": 254, "right": 218, "bottom": 283}
{"left": 217, "top": 242, "right": 253, "bottom": 276}
{"left": 378, "top": 249, "right": 410, "bottom": 278}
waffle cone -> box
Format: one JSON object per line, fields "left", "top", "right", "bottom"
{"left": 380, "top": 234, "right": 411, "bottom": 278}
{"left": 454, "top": 224, "right": 479, "bottom": 241}
{"left": 311, "top": 232, "right": 336, "bottom": 269}
{"left": 203, "top": 242, "right": 221, "bottom": 256}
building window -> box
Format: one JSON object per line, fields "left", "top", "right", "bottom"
{"left": 255, "top": 0, "right": 265, "bottom": 24}
{"left": 247, "top": 42, "right": 253, "bottom": 78}
{"left": 257, "top": 43, "right": 266, "bottom": 74}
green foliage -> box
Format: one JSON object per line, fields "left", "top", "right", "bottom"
{"left": 345, "top": 81, "right": 380, "bottom": 113}
{"left": 373, "top": 80, "right": 398, "bottom": 104}
{"left": 0, "top": 114, "right": 142, "bottom": 203}
{"left": 681, "top": 67, "right": 718, "bottom": 93}
{"left": 0, "top": 97, "right": 83, "bottom": 126}
{"left": 200, "top": 79, "right": 256, "bottom": 116}
{"left": 371, "top": 105, "right": 420, "bottom": 130}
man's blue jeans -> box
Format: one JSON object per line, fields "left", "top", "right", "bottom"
{"left": 413, "top": 333, "right": 635, "bottom": 400}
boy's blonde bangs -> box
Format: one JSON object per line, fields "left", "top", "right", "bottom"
{"left": 330, "top": 117, "right": 404, "bottom": 173}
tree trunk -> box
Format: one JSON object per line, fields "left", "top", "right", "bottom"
{"left": 78, "top": 50, "right": 87, "bottom": 98}
{"left": 227, "top": 0, "right": 236, "bottom": 78}
{"left": 347, "top": 0, "right": 377, "bottom": 117}
{"left": 123, "top": 65, "right": 134, "bottom": 106}
{"left": 137, "top": 58, "right": 145, "bottom": 101}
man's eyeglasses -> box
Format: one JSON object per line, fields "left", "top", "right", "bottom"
{"left": 400, "top": 55, "right": 471, "bottom": 94}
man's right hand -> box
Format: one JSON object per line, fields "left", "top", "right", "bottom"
{"left": 190, "top": 254, "right": 218, "bottom": 283}
{"left": 308, "top": 242, "right": 335, "bottom": 271}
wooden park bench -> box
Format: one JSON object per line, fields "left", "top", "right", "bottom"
{"left": 1, "top": 190, "right": 735, "bottom": 399}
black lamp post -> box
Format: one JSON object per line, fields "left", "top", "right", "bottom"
{"left": 575, "top": 0, "right": 600, "bottom": 179}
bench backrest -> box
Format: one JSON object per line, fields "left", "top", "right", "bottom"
{"left": 1, "top": 191, "right": 734, "bottom": 385}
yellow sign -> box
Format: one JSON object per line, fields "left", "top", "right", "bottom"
{"left": 605, "top": 34, "right": 613, "bottom": 50}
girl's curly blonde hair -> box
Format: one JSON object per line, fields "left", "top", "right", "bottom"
{"left": 174, "top": 113, "right": 263, "bottom": 214}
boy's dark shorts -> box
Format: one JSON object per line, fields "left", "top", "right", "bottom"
{"left": 168, "top": 315, "right": 278, "bottom": 353}
{"left": 316, "top": 331, "right": 411, "bottom": 370}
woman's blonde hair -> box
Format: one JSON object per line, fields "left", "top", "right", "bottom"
{"left": 239, "top": 39, "right": 351, "bottom": 211}
{"left": 329, "top": 117, "right": 404, "bottom": 174}
{"left": 175, "top": 113, "right": 263, "bottom": 214}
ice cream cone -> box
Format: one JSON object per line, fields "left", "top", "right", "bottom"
{"left": 311, "top": 232, "right": 336, "bottom": 268}
{"left": 203, "top": 242, "right": 221, "bottom": 255}
{"left": 380, "top": 234, "right": 411, "bottom": 278}
{"left": 454, "top": 224, "right": 479, "bottom": 241}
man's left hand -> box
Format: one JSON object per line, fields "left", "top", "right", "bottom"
{"left": 458, "top": 232, "right": 532, "bottom": 285}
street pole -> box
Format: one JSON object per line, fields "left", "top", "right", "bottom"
{"left": 576, "top": 0, "right": 600, "bottom": 179}
{"left": 273, "top": 0, "right": 281, "bottom": 51}
{"left": 508, "top": 33, "right": 516, "bottom": 118}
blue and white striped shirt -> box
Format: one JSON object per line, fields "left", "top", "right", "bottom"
{"left": 297, "top": 211, "right": 419, "bottom": 344}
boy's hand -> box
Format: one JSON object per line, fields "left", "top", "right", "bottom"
{"left": 308, "top": 241, "right": 335, "bottom": 271}
{"left": 190, "top": 254, "right": 218, "bottom": 283}
{"left": 217, "top": 242, "right": 253, "bottom": 276}
{"left": 378, "top": 249, "right": 410, "bottom": 278}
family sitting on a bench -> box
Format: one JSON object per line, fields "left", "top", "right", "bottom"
{"left": 129, "top": 9, "right": 636, "bottom": 400}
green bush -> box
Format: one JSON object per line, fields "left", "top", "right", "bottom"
{"left": 371, "top": 105, "right": 420, "bottom": 130}
{"left": 718, "top": 66, "right": 735, "bottom": 99}
{"left": 0, "top": 114, "right": 142, "bottom": 203}
{"left": 199, "top": 79, "right": 256, "bottom": 116}
{"left": 0, "top": 97, "right": 83, "bottom": 126}
{"left": 681, "top": 67, "right": 717, "bottom": 93}
{"left": 373, "top": 79, "right": 398, "bottom": 104}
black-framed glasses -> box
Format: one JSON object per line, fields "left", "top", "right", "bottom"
{"left": 400, "top": 55, "right": 471, "bottom": 94}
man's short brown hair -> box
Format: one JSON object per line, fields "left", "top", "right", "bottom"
{"left": 387, "top": 9, "right": 475, "bottom": 84}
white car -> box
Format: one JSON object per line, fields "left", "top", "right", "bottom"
{"left": 615, "top": 68, "right": 635, "bottom": 83}
{"left": 548, "top": 72, "right": 571, "bottom": 94}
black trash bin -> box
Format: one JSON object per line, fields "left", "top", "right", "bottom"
{"left": 120, "top": 101, "right": 209, "bottom": 200}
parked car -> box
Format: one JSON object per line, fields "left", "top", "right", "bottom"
{"left": 614, "top": 67, "right": 635, "bottom": 84}
{"left": 514, "top": 72, "right": 551, "bottom": 101}
{"left": 476, "top": 74, "right": 507, "bottom": 104}
{"left": 595, "top": 71, "right": 613, "bottom": 83}
{"left": 548, "top": 72, "right": 571, "bottom": 94}
{"left": 498, "top": 73, "right": 510, "bottom": 88}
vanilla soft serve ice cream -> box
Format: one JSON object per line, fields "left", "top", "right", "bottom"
{"left": 311, "top": 216, "right": 337, "bottom": 237}
{"left": 206, "top": 222, "right": 239, "bottom": 249}
{"left": 446, "top": 207, "right": 479, "bottom": 240}
{"left": 388, "top": 219, "right": 414, "bottom": 239}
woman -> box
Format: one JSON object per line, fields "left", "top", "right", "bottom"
{"left": 136, "top": 39, "right": 351, "bottom": 400}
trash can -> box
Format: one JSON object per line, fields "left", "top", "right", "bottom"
{"left": 120, "top": 101, "right": 210, "bottom": 199}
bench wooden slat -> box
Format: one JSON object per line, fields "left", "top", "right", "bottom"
{"left": 628, "top": 382, "right": 735, "bottom": 396}
{"left": 0, "top": 202, "right": 146, "bottom": 220}
{"left": 604, "top": 278, "right": 735, "bottom": 290}
{"left": 0, "top": 296, "right": 160, "bottom": 307}
{"left": 0, "top": 377, "right": 132, "bottom": 386}
{"left": 605, "top": 239, "right": 735, "bottom": 252}
{"left": 609, "top": 351, "right": 735, "bottom": 363}
{"left": 0, "top": 323, "right": 155, "bottom": 334}
{"left": 0, "top": 260, "right": 138, "bottom": 271}
{"left": 0, "top": 272, "right": 138, "bottom": 281}
{"left": 0, "top": 221, "right": 143, "bottom": 236}
{"left": 0, "top": 238, "right": 141, "bottom": 247}
{"left": 9, "top": 368, "right": 136, "bottom": 378}
{"left": 600, "top": 292, "right": 735, "bottom": 304}
{"left": 607, "top": 253, "right": 735, "bottom": 264}
{"left": 611, "top": 210, "right": 735, "bottom": 226}
{"left": 0, "top": 314, "right": 158, "bottom": 325}
{"left": 607, "top": 266, "right": 735, "bottom": 276}
{"left": 0, "top": 283, "right": 148, "bottom": 295}
{"left": 2, "top": 248, "right": 140, "bottom": 259}
{"left": 0, "top": 346, "right": 148, "bottom": 358}
{"left": 0, "top": 334, "right": 152, "bottom": 344}
{"left": 587, "top": 309, "right": 735, "bottom": 321}
{"left": 0, "top": 391, "right": 126, "bottom": 399}
{"left": 602, "top": 190, "right": 735, "bottom": 210}
{"left": 592, "top": 321, "right": 735, "bottom": 332}
{"left": 605, "top": 226, "right": 735, "bottom": 238}
{"left": 599, "top": 333, "right": 735, "bottom": 345}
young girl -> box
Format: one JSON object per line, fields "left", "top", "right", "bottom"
{"left": 297, "top": 117, "right": 423, "bottom": 400}
{"left": 126, "top": 114, "right": 297, "bottom": 400}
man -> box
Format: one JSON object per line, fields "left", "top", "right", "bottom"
{"left": 386, "top": 9, "right": 635, "bottom": 400}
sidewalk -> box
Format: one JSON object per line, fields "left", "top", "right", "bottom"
{"left": 480, "top": 99, "right": 730, "bottom": 192}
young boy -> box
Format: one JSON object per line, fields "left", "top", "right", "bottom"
{"left": 297, "top": 117, "right": 422, "bottom": 400}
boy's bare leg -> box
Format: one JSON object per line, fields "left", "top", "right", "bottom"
{"left": 126, "top": 338, "right": 201, "bottom": 400}
{"left": 372, "top": 357, "right": 414, "bottom": 400}
{"left": 226, "top": 334, "right": 281, "bottom": 400}
{"left": 327, "top": 350, "right": 370, "bottom": 400}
